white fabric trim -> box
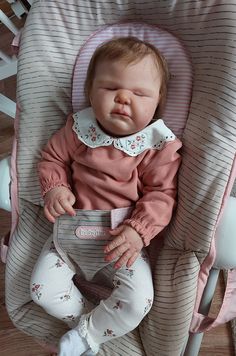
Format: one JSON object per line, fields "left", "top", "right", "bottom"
{"left": 72, "top": 107, "right": 176, "bottom": 156}
{"left": 78, "top": 314, "right": 99, "bottom": 354}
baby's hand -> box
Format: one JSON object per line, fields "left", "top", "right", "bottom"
{"left": 43, "top": 186, "right": 76, "bottom": 223}
{"left": 104, "top": 225, "right": 144, "bottom": 269}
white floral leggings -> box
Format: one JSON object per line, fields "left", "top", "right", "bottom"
{"left": 30, "top": 210, "right": 154, "bottom": 353}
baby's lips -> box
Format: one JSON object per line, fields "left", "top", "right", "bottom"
{"left": 111, "top": 109, "right": 130, "bottom": 118}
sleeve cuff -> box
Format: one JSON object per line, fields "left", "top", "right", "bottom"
{"left": 124, "top": 219, "right": 159, "bottom": 246}
{"left": 41, "top": 182, "right": 71, "bottom": 197}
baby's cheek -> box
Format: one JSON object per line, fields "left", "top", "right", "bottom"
{"left": 142, "top": 108, "right": 155, "bottom": 124}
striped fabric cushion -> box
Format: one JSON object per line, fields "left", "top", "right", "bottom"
{"left": 5, "top": 1, "right": 236, "bottom": 355}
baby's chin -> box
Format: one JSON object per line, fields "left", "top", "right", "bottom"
{"left": 97, "top": 120, "right": 136, "bottom": 138}
{"left": 105, "top": 124, "right": 138, "bottom": 138}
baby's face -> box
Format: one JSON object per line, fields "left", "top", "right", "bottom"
{"left": 89, "top": 55, "right": 161, "bottom": 137}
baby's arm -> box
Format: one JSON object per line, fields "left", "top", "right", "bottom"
{"left": 38, "top": 115, "right": 79, "bottom": 223}
{"left": 43, "top": 186, "right": 76, "bottom": 223}
{"left": 104, "top": 225, "right": 144, "bottom": 269}
{"left": 124, "top": 140, "right": 182, "bottom": 246}
{"left": 104, "top": 140, "right": 182, "bottom": 268}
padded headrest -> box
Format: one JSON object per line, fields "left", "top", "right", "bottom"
{"left": 72, "top": 22, "right": 193, "bottom": 137}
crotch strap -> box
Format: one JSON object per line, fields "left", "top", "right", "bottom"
{"left": 53, "top": 207, "right": 133, "bottom": 281}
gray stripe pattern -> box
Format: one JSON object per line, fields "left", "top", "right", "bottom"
{"left": 54, "top": 211, "right": 112, "bottom": 281}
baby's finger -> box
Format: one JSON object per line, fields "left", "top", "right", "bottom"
{"left": 104, "top": 242, "right": 129, "bottom": 262}
{"left": 61, "top": 199, "right": 76, "bottom": 216}
{"left": 44, "top": 206, "right": 56, "bottom": 223}
{"left": 114, "top": 250, "right": 131, "bottom": 269}
{"left": 126, "top": 252, "right": 139, "bottom": 268}
{"left": 67, "top": 193, "right": 76, "bottom": 206}
{"left": 104, "top": 234, "right": 126, "bottom": 253}
{"left": 109, "top": 225, "right": 123, "bottom": 236}
{"left": 54, "top": 200, "right": 66, "bottom": 215}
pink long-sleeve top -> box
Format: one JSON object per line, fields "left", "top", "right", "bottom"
{"left": 38, "top": 107, "right": 182, "bottom": 246}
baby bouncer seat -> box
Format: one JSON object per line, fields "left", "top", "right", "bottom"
{"left": 2, "top": 1, "right": 236, "bottom": 355}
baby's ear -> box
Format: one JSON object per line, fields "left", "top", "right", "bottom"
{"left": 88, "top": 90, "right": 94, "bottom": 105}
{"left": 156, "top": 92, "right": 167, "bottom": 118}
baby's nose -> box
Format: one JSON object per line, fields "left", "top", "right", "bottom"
{"left": 115, "top": 90, "right": 131, "bottom": 105}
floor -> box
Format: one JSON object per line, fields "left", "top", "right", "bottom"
{"left": 0, "top": 5, "right": 235, "bottom": 356}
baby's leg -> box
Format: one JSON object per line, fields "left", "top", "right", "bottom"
{"left": 59, "top": 250, "right": 154, "bottom": 355}
{"left": 30, "top": 236, "right": 87, "bottom": 328}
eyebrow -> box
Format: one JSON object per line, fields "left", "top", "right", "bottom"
{"left": 96, "top": 79, "right": 117, "bottom": 86}
{"left": 97, "top": 80, "right": 156, "bottom": 94}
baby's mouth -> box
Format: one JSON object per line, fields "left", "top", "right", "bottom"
{"left": 111, "top": 109, "right": 130, "bottom": 118}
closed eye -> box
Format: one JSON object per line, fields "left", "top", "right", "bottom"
{"left": 134, "top": 92, "right": 148, "bottom": 97}
{"left": 105, "top": 87, "right": 118, "bottom": 91}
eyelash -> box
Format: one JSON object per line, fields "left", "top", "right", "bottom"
{"left": 104, "top": 88, "right": 146, "bottom": 97}
{"left": 134, "top": 92, "right": 145, "bottom": 97}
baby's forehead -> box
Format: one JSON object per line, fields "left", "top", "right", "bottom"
{"left": 95, "top": 54, "right": 161, "bottom": 73}
{"left": 94, "top": 57, "right": 161, "bottom": 89}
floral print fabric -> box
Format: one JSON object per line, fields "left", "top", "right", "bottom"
{"left": 72, "top": 107, "right": 176, "bottom": 156}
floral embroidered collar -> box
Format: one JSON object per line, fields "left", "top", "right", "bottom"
{"left": 72, "top": 107, "right": 176, "bottom": 157}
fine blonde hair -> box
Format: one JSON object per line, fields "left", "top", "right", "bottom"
{"left": 84, "top": 36, "right": 169, "bottom": 118}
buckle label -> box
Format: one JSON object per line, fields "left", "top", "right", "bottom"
{"left": 75, "top": 226, "right": 111, "bottom": 240}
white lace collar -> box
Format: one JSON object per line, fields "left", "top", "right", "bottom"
{"left": 72, "top": 107, "right": 176, "bottom": 157}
